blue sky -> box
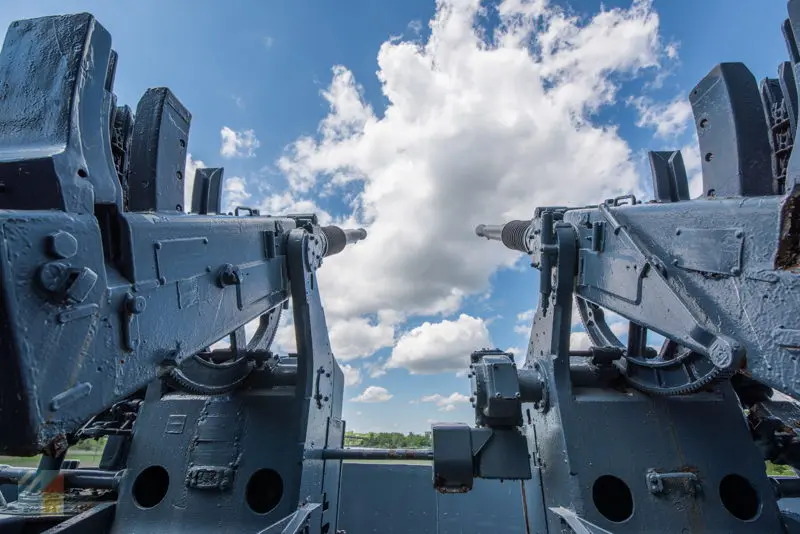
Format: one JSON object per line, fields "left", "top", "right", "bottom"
{"left": 3, "top": 0, "right": 791, "bottom": 432}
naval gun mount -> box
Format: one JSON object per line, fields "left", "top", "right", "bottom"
{"left": 4, "top": 3, "right": 800, "bottom": 534}
{"left": 427, "top": 4, "right": 800, "bottom": 530}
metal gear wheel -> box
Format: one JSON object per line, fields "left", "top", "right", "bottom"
{"left": 166, "top": 306, "right": 283, "bottom": 395}
{"left": 575, "top": 298, "right": 730, "bottom": 396}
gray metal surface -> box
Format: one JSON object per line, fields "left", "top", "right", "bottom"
{"left": 338, "top": 464, "right": 527, "bottom": 534}
{"left": 2, "top": 3, "right": 800, "bottom": 534}
{"left": 437, "top": 2, "right": 800, "bottom": 532}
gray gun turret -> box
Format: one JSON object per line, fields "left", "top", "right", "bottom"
{"left": 0, "top": 13, "right": 364, "bottom": 534}
{"left": 431, "top": 3, "right": 800, "bottom": 533}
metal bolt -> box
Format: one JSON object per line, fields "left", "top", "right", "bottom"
{"left": 709, "top": 341, "right": 733, "bottom": 368}
{"left": 735, "top": 231, "right": 744, "bottom": 239}
{"left": 126, "top": 294, "right": 146, "bottom": 314}
{"left": 48, "top": 231, "right": 78, "bottom": 259}
{"left": 219, "top": 264, "right": 241, "bottom": 286}
{"left": 37, "top": 262, "right": 69, "bottom": 293}
{"left": 731, "top": 267, "right": 742, "bottom": 276}
{"left": 495, "top": 392, "right": 502, "bottom": 398}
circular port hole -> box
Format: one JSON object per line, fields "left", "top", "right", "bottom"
{"left": 246, "top": 468, "right": 283, "bottom": 514}
{"left": 704, "top": 152, "right": 714, "bottom": 162}
{"left": 132, "top": 465, "right": 169, "bottom": 509}
{"left": 720, "top": 474, "right": 760, "bottom": 521}
{"left": 593, "top": 475, "right": 633, "bottom": 523}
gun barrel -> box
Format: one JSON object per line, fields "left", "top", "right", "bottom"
{"left": 475, "top": 224, "right": 505, "bottom": 241}
{"left": 342, "top": 228, "right": 368, "bottom": 245}
{"left": 321, "top": 226, "right": 367, "bottom": 257}
{"left": 475, "top": 220, "right": 533, "bottom": 253}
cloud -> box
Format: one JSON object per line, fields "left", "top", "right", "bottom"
{"left": 681, "top": 139, "right": 704, "bottom": 198}
{"left": 340, "top": 364, "right": 362, "bottom": 387}
{"left": 364, "top": 359, "right": 388, "bottom": 378}
{"left": 329, "top": 317, "right": 395, "bottom": 361}
{"left": 184, "top": 153, "right": 205, "bottom": 212}
{"left": 222, "top": 176, "right": 251, "bottom": 213}
{"left": 665, "top": 42, "right": 679, "bottom": 59}
{"left": 275, "top": 0, "right": 669, "bottom": 328}
{"left": 263, "top": 36, "right": 274, "bottom": 48}
{"left": 270, "top": 304, "right": 393, "bottom": 365}
{"left": 570, "top": 310, "right": 629, "bottom": 349}
{"left": 506, "top": 346, "right": 525, "bottom": 365}
{"left": 570, "top": 331, "right": 593, "bottom": 350}
{"left": 387, "top": 314, "right": 491, "bottom": 374}
{"left": 631, "top": 94, "right": 693, "bottom": 139}
{"left": 418, "top": 392, "right": 470, "bottom": 412}
{"left": 351, "top": 385, "right": 393, "bottom": 403}
{"left": 220, "top": 126, "right": 260, "bottom": 158}
{"left": 514, "top": 309, "right": 535, "bottom": 334}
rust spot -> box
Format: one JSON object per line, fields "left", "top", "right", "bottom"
{"left": 777, "top": 189, "right": 800, "bottom": 269}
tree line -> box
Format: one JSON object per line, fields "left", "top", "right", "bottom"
{"left": 344, "top": 431, "right": 431, "bottom": 449}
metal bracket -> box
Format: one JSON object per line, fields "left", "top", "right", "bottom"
{"left": 646, "top": 468, "right": 701, "bottom": 496}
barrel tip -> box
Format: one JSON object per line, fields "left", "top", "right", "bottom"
{"left": 355, "top": 228, "right": 367, "bottom": 240}
{"left": 475, "top": 224, "right": 486, "bottom": 237}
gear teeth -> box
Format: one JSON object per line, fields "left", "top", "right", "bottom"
{"left": 626, "top": 365, "right": 731, "bottom": 396}
{"left": 165, "top": 307, "right": 282, "bottom": 395}
{"left": 575, "top": 297, "right": 733, "bottom": 397}
{"left": 166, "top": 366, "right": 251, "bottom": 395}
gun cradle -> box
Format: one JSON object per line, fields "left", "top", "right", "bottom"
{"left": 448, "top": 3, "right": 800, "bottom": 533}
{"left": 0, "top": 10, "right": 366, "bottom": 534}
{"left": 0, "top": 210, "right": 295, "bottom": 456}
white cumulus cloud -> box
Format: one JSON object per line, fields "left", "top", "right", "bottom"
{"left": 570, "top": 310, "right": 629, "bottom": 349}
{"left": 184, "top": 153, "right": 205, "bottom": 212}
{"left": 631, "top": 94, "right": 693, "bottom": 139}
{"left": 222, "top": 176, "right": 251, "bottom": 213}
{"left": 387, "top": 314, "right": 491, "bottom": 374}
{"left": 681, "top": 139, "right": 704, "bottom": 198}
{"left": 220, "top": 126, "right": 260, "bottom": 158}
{"left": 277, "top": 0, "right": 670, "bottom": 330}
{"left": 329, "top": 317, "right": 395, "bottom": 361}
{"left": 515, "top": 308, "right": 536, "bottom": 334}
{"left": 340, "top": 364, "right": 362, "bottom": 387}
{"left": 351, "top": 385, "right": 393, "bottom": 403}
{"left": 223, "top": 0, "right": 675, "bottom": 366}
{"left": 419, "top": 392, "right": 470, "bottom": 412}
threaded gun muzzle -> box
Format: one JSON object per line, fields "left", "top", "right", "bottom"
{"left": 321, "top": 226, "right": 367, "bottom": 256}
{"left": 475, "top": 220, "right": 532, "bottom": 253}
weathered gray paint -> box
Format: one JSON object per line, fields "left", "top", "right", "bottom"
{"left": 337, "top": 464, "right": 527, "bottom": 534}
{"left": 2, "top": 4, "right": 800, "bottom": 534}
